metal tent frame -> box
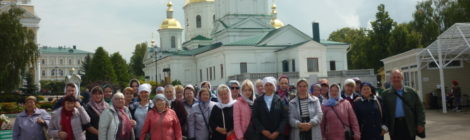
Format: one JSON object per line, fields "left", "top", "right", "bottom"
{"left": 416, "top": 23, "right": 470, "bottom": 113}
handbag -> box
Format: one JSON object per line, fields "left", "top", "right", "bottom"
{"left": 392, "top": 91, "right": 426, "bottom": 138}
{"left": 330, "top": 107, "right": 354, "bottom": 140}
{"left": 199, "top": 104, "right": 212, "bottom": 139}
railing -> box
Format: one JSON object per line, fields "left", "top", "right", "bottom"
{"left": 228, "top": 72, "right": 299, "bottom": 81}
{"left": 328, "top": 69, "right": 374, "bottom": 77}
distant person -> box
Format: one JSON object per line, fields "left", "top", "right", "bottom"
{"left": 381, "top": 69, "right": 425, "bottom": 140}
{"left": 451, "top": 80, "right": 462, "bottom": 112}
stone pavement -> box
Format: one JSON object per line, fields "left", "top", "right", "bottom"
{"left": 385, "top": 109, "right": 470, "bottom": 140}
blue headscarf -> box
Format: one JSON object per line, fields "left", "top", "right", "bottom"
{"left": 323, "top": 83, "right": 343, "bottom": 106}
{"left": 360, "top": 82, "right": 376, "bottom": 96}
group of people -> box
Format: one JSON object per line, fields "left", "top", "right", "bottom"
{"left": 12, "top": 69, "right": 426, "bottom": 140}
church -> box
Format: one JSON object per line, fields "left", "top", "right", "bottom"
{"left": 143, "top": 0, "right": 350, "bottom": 86}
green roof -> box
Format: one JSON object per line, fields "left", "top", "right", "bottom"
{"left": 39, "top": 47, "right": 92, "bottom": 54}
{"left": 224, "top": 33, "right": 269, "bottom": 46}
{"left": 319, "top": 40, "right": 349, "bottom": 45}
{"left": 191, "top": 35, "right": 211, "bottom": 41}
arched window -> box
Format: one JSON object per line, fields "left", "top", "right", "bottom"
{"left": 213, "top": 15, "right": 215, "bottom": 23}
{"left": 196, "top": 15, "right": 202, "bottom": 28}
{"left": 171, "top": 36, "right": 176, "bottom": 48}
{"left": 51, "top": 70, "right": 55, "bottom": 76}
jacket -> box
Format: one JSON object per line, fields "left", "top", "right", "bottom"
{"left": 98, "top": 106, "right": 135, "bottom": 140}
{"left": 321, "top": 100, "right": 360, "bottom": 140}
{"left": 288, "top": 96, "right": 323, "bottom": 140}
{"left": 48, "top": 106, "right": 90, "bottom": 140}
{"left": 252, "top": 94, "right": 288, "bottom": 140}
{"left": 187, "top": 101, "right": 216, "bottom": 140}
{"left": 381, "top": 87, "right": 425, "bottom": 138}
{"left": 233, "top": 96, "right": 252, "bottom": 140}
{"left": 140, "top": 109, "right": 182, "bottom": 140}
{"left": 353, "top": 96, "right": 384, "bottom": 140}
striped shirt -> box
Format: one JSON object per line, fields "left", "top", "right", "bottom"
{"left": 299, "top": 98, "right": 310, "bottom": 117}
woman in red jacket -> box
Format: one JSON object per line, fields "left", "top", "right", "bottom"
{"left": 233, "top": 79, "right": 256, "bottom": 140}
{"left": 140, "top": 94, "right": 182, "bottom": 140}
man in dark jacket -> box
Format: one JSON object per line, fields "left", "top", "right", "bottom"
{"left": 381, "top": 69, "right": 425, "bottom": 140}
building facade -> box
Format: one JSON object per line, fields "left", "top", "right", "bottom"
{"left": 144, "top": 0, "right": 350, "bottom": 86}
{"left": 38, "top": 46, "right": 93, "bottom": 81}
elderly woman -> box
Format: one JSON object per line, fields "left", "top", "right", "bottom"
{"left": 99, "top": 92, "right": 137, "bottom": 140}
{"left": 228, "top": 80, "right": 241, "bottom": 100}
{"left": 310, "top": 84, "right": 321, "bottom": 98}
{"left": 48, "top": 95, "right": 90, "bottom": 140}
{"left": 209, "top": 84, "right": 236, "bottom": 140}
{"left": 353, "top": 82, "right": 387, "bottom": 140}
{"left": 85, "top": 86, "right": 109, "bottom": 140}
{"left": 129, "top": 84, "right": 154, "bottom": 140}
{"left": 140, "top": 94, "right": 182, "bottom": 140}
{"left": 164, "top": 84, "right": 188, "bottom": 136}
{"left": 188, "top": 88, "right": 216, "bottom": 140}
{"left": 255, "top": 79, "right": 264, "bottom": 96}
{"left": 13, "top": 96, "right": 51, "bottom": 140}
{"left": 233, "top": 79, "right": 256, "bottom": 140}
{"left": 289, "top": 79, "right": 323, "bottom": 140}
{"left": 321, "top": 83, "right": 360, "bottom": 140}
{"left": 252, "top": 77, "right": 289, "bottom": 140}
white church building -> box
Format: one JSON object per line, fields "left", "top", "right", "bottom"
{"left": 143, "top": 0, "right": 350, "bottom": 86}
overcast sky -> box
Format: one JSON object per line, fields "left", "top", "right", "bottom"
{"left": 32, "top": 0, "right": 421, "bottom": 61}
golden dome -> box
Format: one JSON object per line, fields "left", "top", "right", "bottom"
{"left": 160, "top": 1, "right": 183, "bottom": 29}
{"left": 184, "top": 0, "right": 214, "bottom": 5}
{"left": 271, "top": 3, "right": 284, "bottom": 29}
{"left": 271, "top": 19, "right": 284, "bottom": 29}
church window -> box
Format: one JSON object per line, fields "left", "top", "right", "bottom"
{"left": 240, "top": 62, "right": 247, "bottom": 74}
{"left": 196, "top": 15, "right": 202, "bottom": 28}
{"left": 307, "top": 58, "right": 319, "bottom": 72}
{"left": 171, "top": 36, "right": 176, "bottom": 48}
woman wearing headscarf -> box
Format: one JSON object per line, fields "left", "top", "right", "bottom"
{"left": 13, "top": 96, "right": 51, "bottom": 140}
{"left": 85, "top": 86, "right": 109, "bottom": 140}
{"left": 48, "top": 95, "right": 90, "bottom": 140}
{"left": 289, "top": 79, "right": 323, "bottom": 140}
{"left": 187, "top": 88, "right": 216, "bottom": 140}
{"left": 123, "top": 87, "right": 135, "bottom": 107}
{"left": 353, "top": 82, "right": 387, "bottom": 140}
{"left": 320, "top": 83, "right": 360, "bottom": 140}
{"left": 233, "top": 79, "right": 256, "bottom": 140}
{"left": 255, "top": 79, "right": 264, "bottom": 97}
{"left": 99, "top": 92, "right": 137, "bottom": 140}
{"left": 140, "top": 94, "right": 182, "bottom": 140}
{"left": 209, "top": 84, "right": 237, "bottom": 140}
{"left": 310, "top": 84, "right": 321, "bottom": 98}
{"left": 200, "top": 81, "right": 218, "bottom": 102}
{"left": 129, "top": 83, "right": 154, "bottom": 140}
{"left": 53, "top": 83, "right": 79, "bottom": 110}
{"left": 164, "top": 84, "right": 188, "bottom": 136}
{"left": 252, "top": 77, "right": 289, "bottom": 140}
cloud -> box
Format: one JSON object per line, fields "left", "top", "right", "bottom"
{"left": 32, "top": 0, "right": 421, "bottom": 61}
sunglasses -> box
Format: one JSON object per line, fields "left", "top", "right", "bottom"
{"left": 230, "top": 87, "right": 240, "bottom": 90}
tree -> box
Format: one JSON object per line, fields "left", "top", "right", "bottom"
{"left": 80, "top": 54, "right": 92, "bottom": 86}
{"left": 23, "top": 73, "right": 38, "bottom": 95}
{"left": 87, "top": 47, "right": 117, "bottom": 83}
{"left": 110, "top": 52, "right": 131, "bottom": 88}
{"left": 388, "top": 23, "right": 423, "bottom": 55}
{"left": 0, "top": 7, "right": 39, "bottom": 92}
{"left": 328, "top": 27, "right": 372, "bottom": 69}
{"left": 369, "top": 4, "right": 396, "bottom": 70}
{"left": 411, "top": 0, "right": 441, "bottom": 47}
{"left": 129, "top": 42, "right": 148, "bottom": 77}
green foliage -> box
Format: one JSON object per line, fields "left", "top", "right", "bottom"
{"left": 129, "top": 43, "right": 148, "bottom": 77}
{"left": 388, "top": 23, "right": 423, "bottom": 55}
{"left": 87, "top": 47, "right": 117, "bottom": 83}
{"left": 0, "top": 7, "right": 39, "bottom": 92}
{"left": 38, "top": 102, "right": 53, "bottom": 110}
{"left": 0, "top": 93, "right": 24, "bottom": 102}
{"left": 0, "top": 103, "right": 23, "bottom": 114}
{"left": 171, "top": 80, "right": 182, "bottom": 86}
{"left": 80, "top": 54, "right": 92, "bottom": 86}
{"left": 110, "top": 52, "right": 131, "bottom": 89}
{"left": 40, "top": 80, "right": 65, "bottom": 95}
{"left": 368, "top": 4, "right": 396, "bottom": 70}
{"left": 22, "top": 72, "right": 38, "bottom": 95}
{"left": 328, "top": 27, "right": 371, "bottom": 69}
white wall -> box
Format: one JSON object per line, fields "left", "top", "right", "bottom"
{"left": 184, "top": 2, "right": 215, "bottom": 41}
{"left": 159, "top": 29, "right": 183, "bottom": 52}
{"left": 326, "top": 45, "right": 349, "bottom": 71}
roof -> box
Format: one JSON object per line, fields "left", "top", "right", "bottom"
{"left": 158, "top": 43, "right": 223, "bottom": 59}
{"left": 39, "top": 47, "right": 92, "bottom": 54}
{"left": 381, "top": 48, "right": 424, "bottom": 63}
{"left": 225, "top": 25, "right": 348, "bottom": 46}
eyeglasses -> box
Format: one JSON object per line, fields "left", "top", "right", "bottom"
{"left": 230, "top": 87, "right": 240, "bottom": 90}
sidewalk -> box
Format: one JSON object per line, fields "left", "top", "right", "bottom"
{"left": 385, "top": 109, "right": 470, "bottom": 140}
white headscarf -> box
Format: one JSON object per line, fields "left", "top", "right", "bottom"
{"left": 64, "top": 83, "right": 79, "bottom": 99}
{"left": 262, "top": 76, "right": 277, "bottom": 92}
{"left": 215, "top": 84, "right": 236, "bottom": 109}
{"left": 138, "top": 83, "right": 152, "bottom": 94}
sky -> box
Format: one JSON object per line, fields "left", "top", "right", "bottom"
{"left": 31, "top": 0, "right": 422, "bottom": 61}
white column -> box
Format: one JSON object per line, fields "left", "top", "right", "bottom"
{"left": 437, "top": 39, "right": 447, "bottom": 113}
